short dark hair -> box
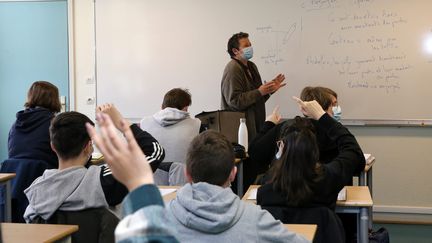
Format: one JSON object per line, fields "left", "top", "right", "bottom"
{"left": 25, "top": 81, "right": 61, "bottom": 113}
{"left": 270, "top": 116, "right": 323, "bottom": 206}
{"left": 227, "top": 32, "right": 249, "bottom": 57}
{"left": 161, "top": 88, "right": 192, "bottom": 110}
{"left": 186, "top": 130, "right": 235, "bottom": 186}
{"left": 50, "top": 112, "right": 95, "bottom": 160}
{"left": 300, "top": 86, "right": 337, "bottom": 111}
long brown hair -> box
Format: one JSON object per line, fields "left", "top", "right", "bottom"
{"left": 25, "top": 81, "right": 61, "bottom": 113}
{"left": 270, "top": 116, "right": 323, "bottom": 206}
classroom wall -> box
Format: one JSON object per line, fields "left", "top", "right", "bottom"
{"left": 70, "top": 0, "right": 431, "bottom": 222}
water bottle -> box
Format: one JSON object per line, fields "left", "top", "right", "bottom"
{"left": 238, "top": 118, "right": 248, "bottom": 152}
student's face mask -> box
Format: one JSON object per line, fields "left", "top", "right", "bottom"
{"left": 241, "top": 46, "right": 254, "bottom": 60}
{"left": 275, "top": 140, "right": 284, "bottom": 159}
{"left": 332, "top": 105, "right": 342, "bottom": 122}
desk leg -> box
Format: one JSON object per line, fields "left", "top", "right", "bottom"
{"left": 359, "top": 207, "right": 369, "bottom": 243}
{"left": 359, "top": 171, "right": 366, "bottom": 186}
{"left": 236, "top": 162, "right": 244, "bottom": 198}
{"left": 367, "top": 167, "right": 373, "bottom": 229}
{"left": 5, "top": 181, "right": 12, "bottom": 222}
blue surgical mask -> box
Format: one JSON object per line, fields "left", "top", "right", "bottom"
{"left": 242, "top": 46, "right": 253, "bottom": 60}
{"left": 332, "top": 105, "right": 342, "bottom": 122}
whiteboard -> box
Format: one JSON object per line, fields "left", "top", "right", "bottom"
{"left": 95, "top": 0, "right": 432, "bottom": 121}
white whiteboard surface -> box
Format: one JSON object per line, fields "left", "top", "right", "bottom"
{"left": 95, "top": 0, "right": 432, "bottom": 121}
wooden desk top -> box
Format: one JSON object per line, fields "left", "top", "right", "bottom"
{"left": 1, "top": 223, "right": 78, "bottom": 243}
{"left": 336, "top": 186, "right": 373, "bottom": 207}
{"left": 242, "top": 185, "right": 373, "bottom": 207}
{"left": 284, "top": 224, "right": 317, "bottom": 242}
{"left": 0, "top": 173, "right": 16, "bottom": 182}
{"left": 159, "top": 186, "right": 181, "bottom": 202}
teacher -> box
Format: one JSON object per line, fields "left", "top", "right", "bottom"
{"left": 221, "top": 32, "right": 286, "bottom": 140}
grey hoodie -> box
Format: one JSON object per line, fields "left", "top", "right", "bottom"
{"left": 140, "top": 107, "right": 201, "bottom": 163}
{"left": 24, "top": 166, "right": 108, "bottom": 222}
{"left": 166, "top": 183, "right": 310, "bottom": 243}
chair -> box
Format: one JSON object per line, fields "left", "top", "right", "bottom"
{"left": 31, "top": 207, "right": 119, "bottom": 243}
{"left": 0, "top": 158, "right": 49, "bottom": 222}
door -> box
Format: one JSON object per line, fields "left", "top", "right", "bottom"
{"left": 0, "top": 0, "right": 69, "bottom": 161}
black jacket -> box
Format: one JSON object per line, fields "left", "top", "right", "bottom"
{"left": 98, "top": 124, "right": 165, "bottom": 206}
{"left": 8, "top": 107, "right": 58, "bottom": 168}
{"left": 249, "top": 116, "right": 365, "bottom": 178}
{"left": 257, "top": 114, "right": 365, "bottom": 210}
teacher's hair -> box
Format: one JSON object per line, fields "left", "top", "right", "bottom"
{"left": 227, "top": 32, "right": 249, "bottom": 57}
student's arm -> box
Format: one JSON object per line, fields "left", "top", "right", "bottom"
{"left": 293, "top": 96, "right": 365, "bottom": 190}
{"left": 256, "top": 208, "right": 310, "bottom": 243}
{"left": 248, "top": 121, "right": 279, "bottom": 165}
{"left": 99, "top": 164, "right": 128, "bottom": 206}
{"left": 87, "top": 113, "right": 178, "bottom": 243}
{"left": 318, "top": 114, "right": 365, "bottom": 188}
{"left": 248, "top": 107, "right": 284, "bottom": 171}
{"left": 130, "top": 124, "right": 165, "bottom": 172}
{"left": 116, "top": 184, "right": 178, "bottom": 243}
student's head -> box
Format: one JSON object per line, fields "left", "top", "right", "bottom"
{"left": 300, "top": 86, "right": 338, "bottom": 117}
{"left": 161, "top": 88, "right": 192, "bottom": 111}
{"left": 185, "top": 130, "right": 236, "bottom": 187}
{"left": 25, "top": 81, "right": 61, "bottom": 113}
{"left": 227, "top": 32, "right": 252, "bottom": 60}
{"left": 270, "top": 116, "right": 322, "bottom": 206}
{"left": 50, "top": 112, "right": 95, "bottom": 162}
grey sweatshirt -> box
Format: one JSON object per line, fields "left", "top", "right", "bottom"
{"left": 24, "top": 166, "right": 108, "bottom": 222}
{"left": 140, "top": 108, "right": 201, "bottom": 163}
{"left": 166, "top": 182, "right": 310, "bottom": 243}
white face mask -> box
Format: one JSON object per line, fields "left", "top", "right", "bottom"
{"left": 275, "top": 141, "right": 284, "bottom": 159}
{"left": 332, "top": 105, "right": 342, "bottom": 121}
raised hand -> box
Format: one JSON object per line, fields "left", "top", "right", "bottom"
{"left": 266, "top": 106, "right": 282, "bottom": 124}
{"left": 96, "top": 103, "right": 131, "bottom": 130}
{"left": 292, "top": 96, "right": 326, "bottom": 120}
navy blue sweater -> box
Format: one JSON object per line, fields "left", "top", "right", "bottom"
{"left": 8, "top": 107, "right": 58, "bottom": 168}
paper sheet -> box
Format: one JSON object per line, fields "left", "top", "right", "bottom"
{"left": 159, "top": 188, "right": 177, "bottom": 196}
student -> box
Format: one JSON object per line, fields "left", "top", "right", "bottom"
{"left": 249, "top": 86, "right": 361, "bottom": 178}
{"left": 24, "top": 107, "right": 165, "bottom": 220}
{"left": 8, "top": 81, "right": 61, "bottom": 168}
{"left": 139, "top": 88, "right": 200, "bottom": 185}
{"left": 23, "top": 112, "right": 118, "bottom": 243}
{"left": 165, "top": 130, "right": 309, "bottom": 243}
{"left": 2, "top": 81, "right": 61, "bottom": 222}
{"left": 256, "top": 97, "right": 365, "bottom": 243}
{"left": 140, "top": 88, "right": 200, "bottom": 164}
{"left": 87, "top": 113, "right": 178, "bottom": 243}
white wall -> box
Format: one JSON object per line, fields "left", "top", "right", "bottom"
{"left": 70, "top": 0, "right": 432, "bottom": 222}
{"left": 71, "top": 0, "right": 96, "bottom": 119}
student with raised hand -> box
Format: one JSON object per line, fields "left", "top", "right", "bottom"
{"left": 86, "top": 113, "right": 178, "bottom": 243}
{"left": 165, "top": 130, "right": 309, "bottom": 243}
{"left": 256, "top": 97, "right": 365, "bottom": 243}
